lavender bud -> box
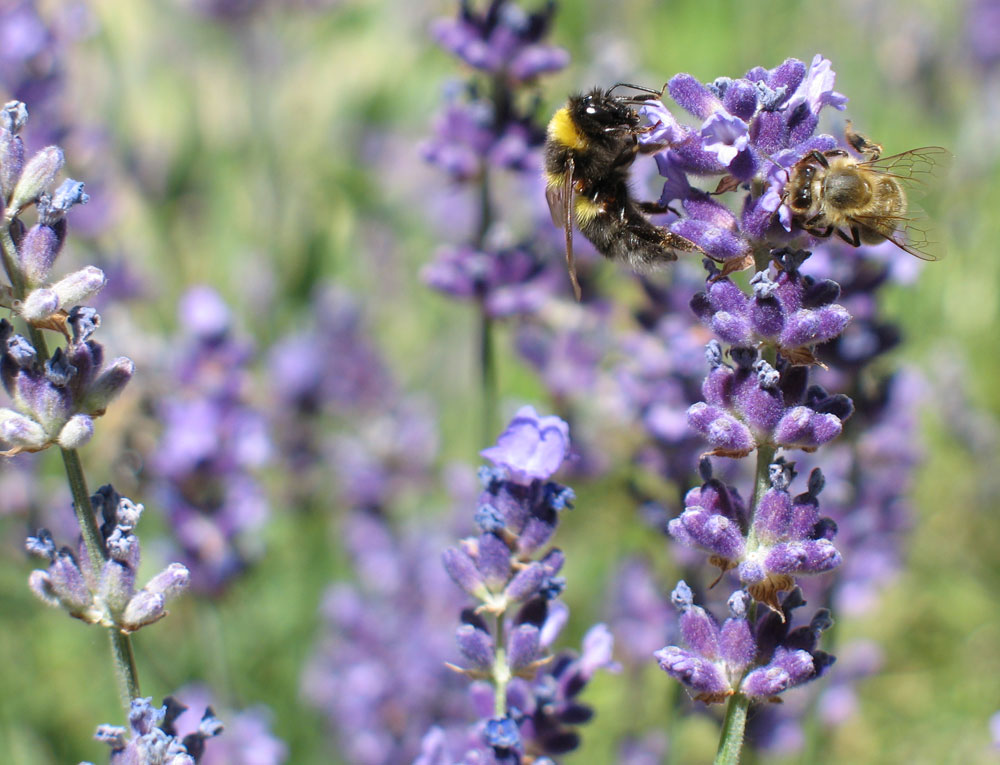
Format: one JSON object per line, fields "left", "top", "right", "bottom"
{"left": 0, "top": 102, "right": 26, "bottom": 200}
{"left": 49, "top": 550, "right": 94, "bottom": 614}
{"left": 144, "top": 563, "right": 190, "bottom": 600}
{"left": 456, "top": 623, "right": 495, "bottom": 669}
{"left": 0, "top": 409, "right": 47, "bottom": 450}
{"left": 101, "top": 560, "right": 136, "bottom": 615}
{"left": 508, "top": 624, "right": 541, "bottom": 671}
{"left": 57, "top": 414, "right": 94, "bottom": 449}
{"left": 121, "top": 590, "right": 166, "bottom": 632}
{"left": 67, "top": 307, "right": 101, "bottom": 344}
{"left": 19, "top": 288, "right": 60, "bottom": 323}
{"left": 84, "top": 357, "right": 135, "bottom": 414}
{"left": 50, "top": 266, "right": 107, "bottom": 309}
{"left": 28, "top": 570, "right": 61, "bottom": 607}
{"left": 505, "top": 561, "right": 546, "bottom": 602}
{"left": 10, "top": 145, "right": 64, "bottom": 211}
{"left": 18, "top": 223, "right": 63, "bottom": 287}
{"left": 442, "top": 546, "right": 487, "bottom": 598}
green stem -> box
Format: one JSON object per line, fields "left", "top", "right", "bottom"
{"left": 491, "top": 611, "right": 510, "bottom": 717}
{"left": 714, "top": 435, "right": 776, "bottom": 764}
{"left": 480, "top": 311, "right": 497, "bottom": 446}
{"left": 1, "top": 218, "right": 142, "bottom": 714}
{"left": 714, "top": 690, "right": 751, "bottom": 765}
{"left": 109, "top": 630, "right": 141, "bottom": 708}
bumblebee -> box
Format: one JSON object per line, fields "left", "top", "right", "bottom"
{"left": 783, "top": 124, "right": 948, "bottom": 260}
{"left": 544, "top": 86, "right": 701, "bottom": 299}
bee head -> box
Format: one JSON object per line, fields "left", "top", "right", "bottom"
{"left": 569, "top": 88, "right": 641, "bottom": 136}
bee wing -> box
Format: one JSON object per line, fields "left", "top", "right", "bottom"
{"left": 852, "top": 201, "right": 944, "bottom": 261}
{"left": 856, "top": 146, "right": 950, "bottom": 260}
{"left": 545, "top": 158, "right": 582, "bottom": 300}
{"left": 861, "top": 146, "right": 951, "bottom": 197}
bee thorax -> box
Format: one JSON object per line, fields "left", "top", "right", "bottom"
{"left": 823, "top": 170, "right": 871, "bottom": 209}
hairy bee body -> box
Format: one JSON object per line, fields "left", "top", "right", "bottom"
{"left": 783, "top": 130, "right": 947, "bottom": 259}
{"left": 543, "top": 88, "right": 699, "bottom": 298}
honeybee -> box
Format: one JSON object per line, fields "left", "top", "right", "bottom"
{"left": 544, "top": 86, "right": 701, "bottom": 299}
{"left": 782, "top": 124, "right": 948, "bottom": 260}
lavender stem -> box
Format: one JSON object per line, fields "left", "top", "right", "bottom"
{"left": 714, "top": 439, "right": 775, "bottom": 765}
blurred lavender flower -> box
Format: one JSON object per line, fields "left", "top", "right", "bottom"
{"left": 303, "top": 511, "right": 468, "bottom": 764}
{"left": 430, "top": 0, "right": 568, "bottom": 83}
{"left": 26, "top": 484, "right": 189, "bottom": 632}
{"left": 606, "top": 557, "right": 673, "bottom": 666}
{"left": 150, "top": 286, "right": 271, "bottom": 593}
{"left": 655, "top": 583, "right": 834, "bottom": 704}
{"left": 83, "top": 696, "right": 221, "bottom": 765}
{"left": 172, "top": 686, "right": 287, "bottom": 765}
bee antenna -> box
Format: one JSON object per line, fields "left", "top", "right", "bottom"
{"left": 607, "top": 82, "right": 661, "bottom": 97}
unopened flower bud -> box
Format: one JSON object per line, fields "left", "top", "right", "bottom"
{"left": 84, "top": 357, "right": 135, "bottom": 414}
{"left": 57, "top": 413, "right": 94, "bottom": 449}
{"left": 101, "top": 559, "right": 136, "bottom": 615}
{"left": 18, "top": 223, "right": 63, "bottom": 286}
{"left": 121, "top": 590, "right": 166, "bottom": 632}
{"left": 50, "top": 265, "right": 106, "bottom": 308}
{"left": 9, "top": 145, "right": 63, "bottom": 211}
{"left": 144, "top": 563, "right": 190, "bottom": 600}
{"left": 0, "top": 101, "right": 26, "bottom": 200}
{"left": 0, "top": 408, "right": 47, "bottom": 450}
{"left": 20, "top": 288, "right": 60, "bottom": 322}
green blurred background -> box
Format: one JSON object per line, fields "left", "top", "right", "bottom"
{"left": 0, "top": 0, "right": 998, "bottom": 762}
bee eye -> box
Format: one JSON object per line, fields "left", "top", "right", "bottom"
{"left": 585, "top": 106, "right": 597, "bottom": 115}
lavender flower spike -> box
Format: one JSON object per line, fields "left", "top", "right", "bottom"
{"left": 669, "top": 458, "right": 842, "bottom": 612}
{"left": 26, "top": 486, "right": 189, "bottom": 633}
{"left": 656, "top": 584, "right": 834, "bottom": 704}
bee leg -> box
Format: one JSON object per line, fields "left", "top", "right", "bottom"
{"left": 638, "top": 201, "right": 682, "bottom": 217}
{"left": 808, "top": 150, "right": 831, "bottom": 168}
{"left": 834, "top": 226, "right": 863, "bottom": 247}
{"left": 807, "top": 225, "right": 834, "bottom": 239}
{"left": 803, "top": 212, "right": 827, "bottom": 228}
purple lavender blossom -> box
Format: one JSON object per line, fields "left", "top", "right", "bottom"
{"left": 434, "top": 410, "right": 617, "bottom": 761}
{"left": 150, "top": 287, "right": 271, "bottom": 593}
{"left": 26, "top": 485, "right": 189, "bottom": 632}
{"left": 687, "top": 340, "right": 852, "bottom": 458}
{"left": 655, "top": 583, "right": 833, "bottom": 704}
{"left": 690, "top": 255, "right": 851, "bottom": 365}
{"left": 422, "top": 243, "right": 563, "bottom": 318}
{"left": 0, "top": 317, "right": 133, "bottom": 454}
{"left": 172, "top": 686, "right": 287, "bottom": 765}
{"left": 636, "top": 56, "right": 851, "bottom": 258}
{"left": 669, "top": 457, "right": 841, "bottom": 612}
{"left": 479, "top": 405, "right": 570, "bottom": 484}
{"left": 430, "top": 0, "right": 568, "bottom": 84}
{"left": 87, "top": 696, "right": 222, "bottom": 765}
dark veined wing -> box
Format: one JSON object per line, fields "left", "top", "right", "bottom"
{"left": 852, "top": 203, "right": 944, "bottom": 261}
{"left": 860, "top": 146, "right": 951, "bottom": 196}
{"left": 544, "top": 157, "right": 582, "bottom": 300}
{"left": 857, "top": 146, "right": 950, "bottom": 260}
